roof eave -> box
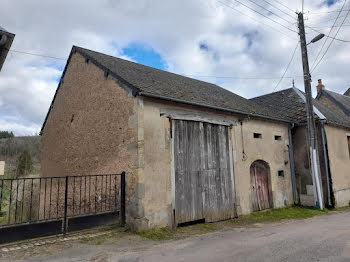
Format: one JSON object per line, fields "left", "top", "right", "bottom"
{"left": 139, "top": 92, "right": 293, "bottom": 124}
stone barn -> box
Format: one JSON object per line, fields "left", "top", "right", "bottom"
{"left": 41, "top": 46, "right": 295, "bottom": 229}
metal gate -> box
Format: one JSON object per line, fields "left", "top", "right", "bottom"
{"left": 0, "top": 173, "right": 125, "bottom": 244}
{"left": 173, "top": 120, "right": 235, "bottom": 224}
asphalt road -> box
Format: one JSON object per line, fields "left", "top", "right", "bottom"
{"left": 8, "top": 210, "right": 350, "bottom": 262}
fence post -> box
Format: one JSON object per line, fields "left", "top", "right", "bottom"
{"left": 120, "top": 172, "right": 126, "bottom": 226}
{"left": 62, "top": 176, "right": 69, "bottom": 234}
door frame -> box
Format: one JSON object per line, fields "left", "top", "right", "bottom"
{"left": 250, "top": 159, "right": 273, "bottom": 212}
{"left": 169, "top": 116, "right": 236, "bottom": 227}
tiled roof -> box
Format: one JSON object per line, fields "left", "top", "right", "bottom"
{"left": 251, "top": 87, "right": 350, "bottom": 129}
{"left": 73, "top": 46, "right": 290, "bottom": 122}
{"left": 317, "top": 89, "right": 350, "bottom": 116}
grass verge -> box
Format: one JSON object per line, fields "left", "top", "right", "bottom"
{"left": 138, "top": 207, "right": 329, "bottom": 241}
{"left": 230, "top": 206, "right": 328, "bottom": 225}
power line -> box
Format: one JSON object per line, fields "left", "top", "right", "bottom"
{"left": 6, "top": 47, "right": 304, "bottom": 81}
{"left": 307, "top": 24, "right": 350, "bottom": 28}
{"left": 307, "top": 9, "right": 350, "bottom": 15}
{"left": 241, "top": 0, "right": 295, "bottom": 25}
{"left": 307, "top": 13, "right": 350, "bottom": 23}
{"left": 223, "top": 0, "right": 298, "bottom": 33}
{"left": 273, "top": 42, "right": 299, "bottom": 92}
{"left": 306, "top": 26, "right": 350, "bottom": 42}
{"left": 217, "top": 1, "right": 298, "bottom": 40}
{"left": 269, "top": 0, "right": 295, "bottom": 13}
{"left": 259, "top": 0, "right": 296, "bottom": 19}
{"left": 8, "top": 49, "right": 67, "bottom": 60}
{"left": 186, "top": 74, "right": 302, "bottom": 79}
{"left": 312, "top": 5, "right": 350, "bottom": 72}
{"left": 310, "top": 0, "right": 348, "bottom": 71}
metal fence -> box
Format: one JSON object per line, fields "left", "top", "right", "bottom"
{"left": 0, "top": 172, "right": 125, "bottom": 234}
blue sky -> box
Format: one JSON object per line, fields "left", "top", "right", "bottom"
{"left": 122, "top": 43, "right": 166, "bottom": 70}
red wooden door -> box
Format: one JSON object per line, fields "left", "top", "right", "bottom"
{"left": 250, "top": 160, "right": 272, "bottom": 211}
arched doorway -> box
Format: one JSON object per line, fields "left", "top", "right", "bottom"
{"left": 250, "top": 160, "right": 272, "bottom": 211}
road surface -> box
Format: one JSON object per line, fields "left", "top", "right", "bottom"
{"left": 5, "top": 210, "right": 350, "bottom": 262}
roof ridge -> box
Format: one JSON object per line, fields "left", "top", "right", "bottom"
{"left": 73, "top": 45, "right": 229, "bottom": 91}
{"left": 324, "top": 89, "right": 350, "bottom": 100}
{"left": 250, "top": 87, "right": 295, "bottom": 100}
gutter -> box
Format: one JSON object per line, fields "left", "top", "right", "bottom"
{"left": 320, "top": 120, "right": 333, "bottom": 207}
{"left": 138, "top": 92, "right": 293, "bottom": 124}
{"left": 288, "top": 123, "right": 298, "bottom": 204}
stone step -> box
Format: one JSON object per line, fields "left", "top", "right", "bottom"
{"left": 300, "top": 194, "right": 315, "bottom": 207}
{"left": 306, "top": 185, "right": 314, "bottom": 196}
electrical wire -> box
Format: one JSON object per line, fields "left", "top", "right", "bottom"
{"left": 6, "top": 47, "right": 304, "bottom": 81}
{"left": 185, "top": 74, "right": 303, "bottom": 79}
{"left": 240, "top": 0, "right": 295, "bottom": 25}
{"left": 307, "top": 9, "right": 350, "bottom": 15}
{"left": 217, "top": 0, "right": 298, "bottom": 40}
{"left": 307, "top": 13, "right": 349, "bottom": 23}
{"left": 273, "top": 42, "right": 299, "bottom": 92}
{"left": 8, "top": 49, "right": 67, "bottom": 60}
{"left": 310, "top": 0, "right": 348, "bottom": 71}
{"left": 221, "top": 0, "right": 299, "bottom": 33}
{"left": 307, "top": 24, "right": 350, "bottom": 28}
{"left": 306, "top": 26, "right": 350, "bottom": 42}
{"left": 312, "top": 7, "right": 350, "bottom": 72}
{"left": 259, "top": 0, "right": 296, "bottom": 19}
{"left": 270, "top": 0, "right": 296, "bottom": 13}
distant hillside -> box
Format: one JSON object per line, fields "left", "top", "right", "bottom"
{"left": 0, "top": 136, "right": 41, "bottom": 177}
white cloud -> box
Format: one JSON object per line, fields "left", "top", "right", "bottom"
{"left": 0, "top": 0, "right": 349, "bottom": 135}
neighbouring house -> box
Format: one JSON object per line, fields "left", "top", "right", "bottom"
{"left": 40, "top": 46, "right": 296, "bottom": 229}
{"left": 0, "top": 26, "right": 15, "bottom": 72}
{"left": 252, "top": 84, "right": 350, "bottom": 209}
{"left": 316, "top": 79, "right": 350, "bottom": 116}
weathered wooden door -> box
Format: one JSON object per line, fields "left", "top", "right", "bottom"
{"left": 173, "top": 120, "right": 234, "bottom": 224}
{"left": 250, "top": 160, "right": 272, "bottom": 211}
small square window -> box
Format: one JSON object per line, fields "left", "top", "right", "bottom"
{"left": 278, "top": 170, "right": 284, "bottom": 177}
{"left": 274, "top": 135, "right": 282, "bottom": 141}
{"left": 253, "top": 133, "right": 262, "bottom": 139}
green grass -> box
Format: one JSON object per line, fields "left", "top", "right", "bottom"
{"left": 230, "top": 207, "right": 328, "bottom": 224}
{"left": 138, "top": 207, "right": 329, "bottom": 241}
{"left": 138, "top": 228, "right": 176, "bottom": 241}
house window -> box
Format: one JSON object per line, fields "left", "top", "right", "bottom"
{"left": 274, "top": 135, "right": 282, "bottom": 141}
{"left": 348, "top": 136, "right": 350, "bottom": 158}
{"left": 278, "top": 170, "right": 284, "bottom": 177}
{"left": 253, "top": 133, "right": 262, "bottom": 139}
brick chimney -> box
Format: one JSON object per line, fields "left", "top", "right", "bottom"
{"left": 316, "top": 79, "right": 325, "bottom": 93}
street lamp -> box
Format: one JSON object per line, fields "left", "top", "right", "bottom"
{"left": 308, "top": 33, "right": 325, "bottom": 45}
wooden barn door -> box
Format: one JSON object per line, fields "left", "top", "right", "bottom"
{"left": 173, "top": 120, "right": 234, "bottom": 224}
{"left": 250, "top": 160, "right": 272, "bottom": 211}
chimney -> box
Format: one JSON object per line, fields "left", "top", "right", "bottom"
{"left": 316, "top": 79, "right": 325, "bottom": 93}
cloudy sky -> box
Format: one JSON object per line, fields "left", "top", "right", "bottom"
{"left": 1, "top": 0, "right": 349, "bottom": 135}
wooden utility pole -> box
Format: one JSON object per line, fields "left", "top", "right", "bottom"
{"left": 297, "top": 12, "right": 324, "bottom": 209}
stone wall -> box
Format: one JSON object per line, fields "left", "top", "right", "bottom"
{"left": 324, "top": 124, "right": 350, "bottom": 207}
{"left": 41, "top": 52, "right": 140, "bottom": 223}
{"left": 136, "top": 97, "right": 293, "bottom": 229}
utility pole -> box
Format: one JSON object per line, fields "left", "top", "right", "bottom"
{"left": 297, "top": 12, "right": 324, "bottom": 209}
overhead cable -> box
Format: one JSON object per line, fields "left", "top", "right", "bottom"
{"left": 310, "top": 0, "right": 348, "bottom": 71}
{"left": 221, "top": 0, "right": 298, "bottom": 33}
{"left": 273, "top": 42, "right": 299, "bottom": 92}
{"left": 312, "top": 4, "right": 350, "bottom": 72}
{"left": 217, "top": 0, "right": 298, "bottom": 40}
